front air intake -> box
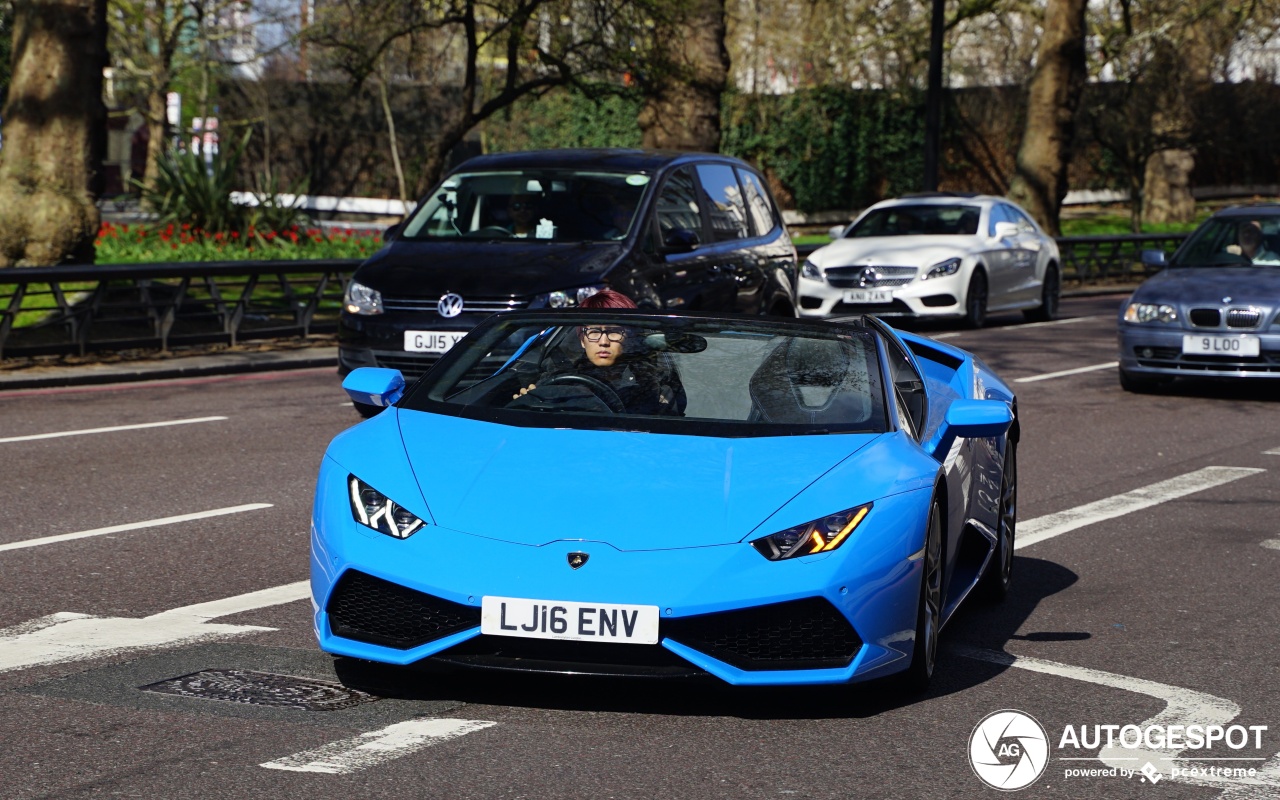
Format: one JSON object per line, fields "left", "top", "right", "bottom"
{"left": 663, "top": 597, "right": 861, "bottom": 671}
{"left": 326, "top": 570, "right": 480, "bottom": 650}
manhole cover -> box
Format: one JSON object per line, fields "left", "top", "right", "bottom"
{"left": 139, "top": 669, "right": 379, "bottom": 711}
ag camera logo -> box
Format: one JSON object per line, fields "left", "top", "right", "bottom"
{"left": 969, "top": 709, "right": 1050, "bottom": 791}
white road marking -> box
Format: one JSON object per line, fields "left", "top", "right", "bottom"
{"left": 1265, "top": 448, "right": 1280, "bottom": 455}
{"left": 0, "top": 504, "right": 274, "bottom": 553}
{"left": 1014, "top": 361, "right": 1118, "bottom": 383}
{"left": 1017, "top": 466, "right": 1265, "bottom": 550}
{"left": 1014, "top": 315, "right": 1108, "bottom": 330}
{"left": 261, "top": 718, "right": 497, "bottom": 774}
{"left": 959, "top": 647, "right": 1280, "bottom": 792}
{"left": 0, "top": 416, "right": 227, "bottom": 444}
{"left": 1260, "top": 539, "right": 1280, "bottom": 551}
{"left": 0, "top": 580, "right": 309, "bottom": 673}
{"left": 933, "top": 332, "right": 961, "bottom": 339}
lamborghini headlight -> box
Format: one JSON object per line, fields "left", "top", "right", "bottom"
{"left": 348, "top": 475, "right": 425, "bottom": 539}
{"left": 1123, "top": 302, "right": 1177, "bottom": 323}
{"left": 751, "top": 503, "right": 872, "bottom": 561}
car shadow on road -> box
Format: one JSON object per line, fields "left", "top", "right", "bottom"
{"left": 332, "top": 556, "right": 1081, "bottom": 721}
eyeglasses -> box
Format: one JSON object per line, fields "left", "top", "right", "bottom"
{"left": 582, "top": 327, "right": 626, "bottom": 343}
{"left": 510, "top": 201, "right": 532, "bottom": 210}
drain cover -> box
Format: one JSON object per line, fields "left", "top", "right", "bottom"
{"left": 139, "top": 669, "right": 379, "bottom": 711}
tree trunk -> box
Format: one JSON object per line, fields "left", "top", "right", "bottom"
{"left": 637, "top": 0, "right": 728, "bottom": 151}
{"left": 0, "top": 0, "right": 108, "bottom": 266}
{"left": 1006, "top": 0, "right": 1087, "bottom": 237}
{"left": 1143, "top": 148, "right": 1196, "bottom": 224}
{"left": 143, "top": 87, "right": 169, "bottom": 194}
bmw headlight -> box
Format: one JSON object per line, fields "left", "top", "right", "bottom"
{"left": 348, "top": 476, "right": 425, "bottom": 539}
{"left": 751, "top": 504, "right": 871, "bottom": 560}
{"left": 801, "top": 259, "right": 823, "bottom": 281}
{"left": 923, "top": 257, "right": 961, "bottom": 280}
{"left": 1123, "top": 303, "right": 1178, "bottom": 323}
{"left": 344, "top": 280, "right": 384, "bottom": 315}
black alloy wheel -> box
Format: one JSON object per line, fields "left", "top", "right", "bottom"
{"left": 981, "top": 440, "right": 1017, "bottom": 600}
{"left": 1023, "top": 266, "right": 1060, "bottom": 322}
{"left": 965, "top": 270, "right": 988, "bottom": 329}
{"left": 902, "top": 496, "right": 943, "bottom": 692}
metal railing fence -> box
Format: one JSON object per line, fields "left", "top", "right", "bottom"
{"left": 1, "top": 234, "right": 1187, "bottom": 359}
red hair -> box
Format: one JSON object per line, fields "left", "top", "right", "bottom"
{"left": 579, "top": 288, "right": 636, "bottom": 309}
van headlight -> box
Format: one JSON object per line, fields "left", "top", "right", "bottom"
{"left": 344, "top": 281, "right": 384, "bottom": 315}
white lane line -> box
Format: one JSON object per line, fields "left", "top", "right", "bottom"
{"left": 960, "top": 647, "right": 1280, "bottom": 791}
{"left": 1014, "top": 361, "right": 1118, "bottom": 383}
{"left": 1261, "top": 539, "right": 1280, "bottom": 551}
{"left": 1265, "top": 448, "right": 1280, "bottom": 455}
{"left": 1017, "top": 466, "right": 1265, "bottom": 550}
{"left": 261, "top": 718, "right": 497, "bottom": 774}
{"left": 1015, "top": 315, "right": 1108, "bottom": 330}
{"left": 0, "top": 580, "right": 309, "bottom": 673}
{"left": 0, "top": 416, "right": 227, "bottom": 444}
{"left": 0, "top": 504, "right": 274, "bottom": 553}
{"left": 933, "top": 332, "right": 961, "bottom": 339}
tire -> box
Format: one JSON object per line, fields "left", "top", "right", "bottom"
{"left": 964, "top": 270, "right": 988, "bottom": 329}
{"left": 1118, "top": 367, "right": 1173, "bottom": 394}
{"left": 1023, "top": 265, "right": 1060, "bottom": 322}
{"left": 902, "top": 496, "right": 944, "bottom": 693}
{"left": 353, "top": 400, "right": 383, "bottom": 418}
{"left": 980, "top": 440, "right": 1016, "bottom": 601}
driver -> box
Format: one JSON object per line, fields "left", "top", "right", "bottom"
{"left": 1226, "top": 220, "right": 1280, "bottom": 264}
{"left": 511, "top": 290, "right": 684, "bottom": 414}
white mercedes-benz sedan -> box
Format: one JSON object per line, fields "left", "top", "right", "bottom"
{"left": 798, "top": 194, "right": 1062, "bottom": 327}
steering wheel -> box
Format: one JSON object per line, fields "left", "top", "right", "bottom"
{"left": 544, "top": 374, "right": 627, "bottom": 414}
{"left": 464, "top": 225, "right": 512, "bottom": 238}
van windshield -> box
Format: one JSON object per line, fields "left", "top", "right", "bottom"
{"left": 400, "top": 170, "right": 653, "bottom": 243}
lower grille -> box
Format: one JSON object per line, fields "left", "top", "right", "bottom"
{"left": 327, "top": 570, "right": 480, "bottom": 650}
{"left": 663, "top": 597, "right": 861, "bottom": 671}
{"left": 370, "top": 351, "right": 440, "bottom": 381}
{"left": 434, "top": 636, "right": 702, "bottom": 678}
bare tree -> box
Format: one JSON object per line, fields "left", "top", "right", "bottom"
{"left": 1006, "top": 0, "right": 1086, "bottom": 235}
{"left": 0, "top": 0, "right": 108, "bottom": 266}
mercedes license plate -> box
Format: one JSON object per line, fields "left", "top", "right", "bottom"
{"left": 404, "top": 330, "right": 466, "bottom": 353}
{"left": 843, "top": 290, "right": 893, "bottom": 304}
{"left": 481, "top": 596, "right": 659, "bottom": 644}
{"left": 1181, "top": 334, "right": 1260, "bottom": 357}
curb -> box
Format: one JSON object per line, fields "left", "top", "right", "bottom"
{"left": 0, "top": 347, "right": 338, "bottom": 391}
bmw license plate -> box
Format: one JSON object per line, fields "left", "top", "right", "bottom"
{"left": 481, "top": 596, "right": 659, "bottom": 644}
{"left": 404, "top": 330, "right": 466, "bottom": 353}
{"left": 1181, "top": 334, "right": 1260, "bottom": 357}
{"left": 843, "top": 290, "right": 893, "bottom": 304}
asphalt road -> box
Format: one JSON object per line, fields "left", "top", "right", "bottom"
{"left": 1, "top": 294, "right": 1277, "bottom": 800}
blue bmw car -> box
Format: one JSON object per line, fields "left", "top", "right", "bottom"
{"left": 311, "top": 310, "right": 1018, "bottom": 689}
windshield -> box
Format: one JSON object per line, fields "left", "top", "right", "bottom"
{"left": 401, "top": 313, "right": 888, "bottom": 437}
{"left": 399, "top": 169, "right": 652, "bottom": 243}
{"left": 847, "top": 204, "right": 981, "bottom": 237}
{"left": 1173, "top": 216, "right": 1280, "bottom": 267}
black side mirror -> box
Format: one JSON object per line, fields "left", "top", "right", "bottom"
{"left": 662, "top": 228, "right": 700, "bottom": 254}
{"left": 1140, "top": 249, "right": 1167, "bottom": 267}
{"left": 383, "top": 222, "right": 404, "bottom": 242}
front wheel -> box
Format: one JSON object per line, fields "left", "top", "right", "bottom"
{"left": 964, "top": 270, "right": 988, "bottom": 329}
{"left": 902, "top": 496, "right": 943, "bottom": 693}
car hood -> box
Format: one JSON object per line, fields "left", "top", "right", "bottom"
{"left": 808, "top": 236, "right": 984, "bottom": 268}
{"left": 396, "top": 411, "right": 882, "bottom": 551}
{"left": 356, "top": 240, "right": 626, "bottom": 298}
{"left": 1135, "top": 267, "right": 1280, "bottom": 305}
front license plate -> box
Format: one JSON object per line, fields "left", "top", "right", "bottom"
{"left": 404, "top": 330, "right": 466, "bottom": 353}
{"left": 481, "top": 596, "right": 660, "bottom": 644}
{"left": 1181, "top": 334, "right": 1260, "bottom": 357}
{"left": 843, "top": 289, "right": 893, "bottom": 304}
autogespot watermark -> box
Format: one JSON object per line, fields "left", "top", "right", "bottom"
{"left": 968, "top": 710, "right": 1271, "bottom": 790}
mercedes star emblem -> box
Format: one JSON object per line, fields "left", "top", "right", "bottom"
{"left": 566, "top": 552, "right": 589, "bottom": 570}
{"left": 858, "top": 267, "right": 878, "bottom": 288}
{"left": 437, "top": 293, "right": 465, "bottom": 318}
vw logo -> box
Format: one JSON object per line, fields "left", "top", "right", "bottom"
{"left": 437, "top": 293, "right": 465, "bottom": 318}
{"left": 566, "top": 552, "right": 589, "bottom": 570}
{"left": 968, "top": 709, "right": 1049, "bottom": 791}
{"left": 858, "top": 267, "right": 878, "bottom": 288}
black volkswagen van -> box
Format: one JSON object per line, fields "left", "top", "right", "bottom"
{"left": 338, "top": 149, "right": 797, "bottom": 413}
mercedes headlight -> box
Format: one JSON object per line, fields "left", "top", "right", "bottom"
{"left": 751, "top": 504, "right": 871, "bottom": 561}
{"left": 922, "top": 257, "right": 961, "bottom": 280}
{"left": 801, "top": 259, "right": 823, "bottom": 281}
{"left": 348, "top": 476, "right": 425, "bottom": 539}
{"left": 344, "top": 281, "right": 384, "bottom": 315}
{"left": 1123, "top": 303, "right": 1177, "bottom": 323}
